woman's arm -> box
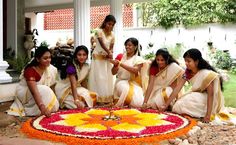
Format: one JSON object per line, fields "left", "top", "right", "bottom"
{"left": 26, "top": 80, "right": 51, "bottom": 117}
{"left": 204, "top": 81, "right": 214, "bottom": 123}
{"left": 144, "top": 75, "right": 155, "bottom": 104}
{"left": 109, "top": 59, "right": 119, "bottom": 75}
{"left": 160, "top": 77, "right": 186, "bottom": 111}
{"left": 69, "top": 74, "right": 78, "bottom": 101}
{"left": 111, "top": 65, "right": 119, "bottom": 75}
{"left": 97, "top": 36, "right": 112, "bottom": 58}
{"left": 68, "top": 74, "right": 84, "bottom": 108}
{"left": 120, "top": 62, "right": 143, "bottom": 76}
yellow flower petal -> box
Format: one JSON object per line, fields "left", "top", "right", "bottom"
{"left": 113, "top": 109, "right": 141, "bottom": 116}
{"left": 52, "top": 120, "right": 85, "bottom": 126}
{"left": 112, "top": 123, "right": 145, "bottom": 133}
{"left": 59, "top": 113, "right": 90, "bottom": 126}
{"left": 137, "top": 119, "right": 172, "bottom": 126}
{"left": 135, "top": 113, "right": 167, "bottom": 120}
{"left": 85, "top": 109, "right": 110, "bottom": 116}
{"left": 75, "top": 124, "right": 107, "bottom": 132}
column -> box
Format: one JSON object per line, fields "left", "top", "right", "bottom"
{"left": 0, "top": 0, "right": 12, "bottom": 83}
{"left": 110, "top": 0, "right": 123, "bottom": 57}
{"left": 74, "top": 0, "right": 90, "bottom": 48}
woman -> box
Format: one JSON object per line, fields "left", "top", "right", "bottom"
{"left": 161, "top": 48, "right": 230, "bottom": 123}
{"left": 88, "top": 15, "right": 116, "bottom": 104}
{"left": 143, "top": 49, "right": 184, "bottom": 109}
{"left": 7, "top": 46, "right": 59, "bottom": 117}
{"left": 110, "top": 37, "right": 146, "bottom": 108}
{"left": 55, "top": 45, "right": 96, "bottom": 109}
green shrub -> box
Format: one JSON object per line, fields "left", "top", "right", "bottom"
{"left": 7, "top": 56, "right": 30, "bottom": 73}
{"left": 212, "top": 50, "right": 232, "bottom": 70}
{"left": 144, "top": 51, "right": 155, "bottom": 60}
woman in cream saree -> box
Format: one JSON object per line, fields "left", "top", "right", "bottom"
{"left": 110, "top": 37, "right": 147, "bottom": 108}
{"left": 162, "top": 49, "right": 236, "bottom": 124}
{"left": 55, "top": 46, "right": 96, "bottom": 109}
{"left": 172, "top": 69, "right": 224, "bottom": 119}
{"left": 88, "top": 15, "right": 116, "bottom": 104}
{"left": 144, "top": 49, "right": 184, "bottom": 109}
{"left": 7, "top": 47, "right": 59, "bottom": 117}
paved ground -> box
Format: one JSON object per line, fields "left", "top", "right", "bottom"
{"left": 0, "top": 101, "right": 236, "bottom": 145}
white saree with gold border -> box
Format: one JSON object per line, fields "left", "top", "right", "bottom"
{"left": 7, "top": 65, "right": 59, "bottom": 117}
{"left": 114, "top": 54, "right": 146, "bottom": 108}
{"left": 55, "top": 64, "right": 96, "bottom": 109}
{"left": 147, "top": 63, "right": 184, "bottom": 109}
{"left": 173, "top": 69, "right": 236, "bottom": 124}
{"left": 88, "top": 28, "right": 115, "bottom": 103}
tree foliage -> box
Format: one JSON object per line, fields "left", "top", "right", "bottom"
{"left": 135, "top": 0, "right": 236, "bottom": 29}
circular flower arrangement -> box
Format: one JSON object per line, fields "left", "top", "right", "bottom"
{"left": 21, "top": 108, "right": 196, "bottom": 145}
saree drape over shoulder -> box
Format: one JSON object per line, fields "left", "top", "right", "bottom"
{"left": 173, "top": 69, "right": 236, "bottom": 125}
{"left": 55, "top": 64, "right": 96, "bottom": 109}
{"left": 88, "top": 28, "right": 115, "bottom": 103}
{"left": 147, "top": 63, "right": 184, "bottom": 109}
{"left": 114, "top": 54, "right": 147, "bottom": 108}
{"left": 7, "top": 65, "right": 59, "bottom": 117}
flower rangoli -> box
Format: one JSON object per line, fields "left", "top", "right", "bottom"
{"left": 22, "top": 108, "right": 197, "bottom": 145}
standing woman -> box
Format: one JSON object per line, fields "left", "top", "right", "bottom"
{"left": 161, "top": 48, "right": 230, "bottom": 123}
{"left": 7, "top": 46, "right": 59, "bottom": 117}
{"left": 110, "top": 37, "right": 146, "bottom": 108}
{"left": 55, "top": 45, "right": 96, "bottom": 109}
{"left": 89, "top": 15, "right": 116, "bottom": 104}
{"left": 143, "top": 49, "right": 184, "bottom": 109}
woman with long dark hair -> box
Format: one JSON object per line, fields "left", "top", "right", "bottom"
{"left": 143, "top": 48, "right": 184, "bottom": 109}
{"left": 8, "top": 46, "right": 59, "bottom": 117}
{"left": 160, "top": 48, "right": 232, "bottom": 123}
{"left": 55, "top": 45, "right": 97, "bottom": 109}
{"left": 88, "top": 14, "right": 116, "bottom": 104}
{"left": 110, "top": 37, "right": 146, "bottom": 108}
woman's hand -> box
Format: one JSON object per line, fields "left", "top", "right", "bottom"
{"left": 202, "top": 115, "right": 210, "bottom": 123}
{"left": 107, "top": 51, "right": 113, "bottom": 59}
{"left": 109, "top": 59, "right": 119, "bottom": 66}
{"left": 39, "top": 104, "right": 51, "bottom": 117}
{"left": 159, "top": 104, "right": 168, "bottom": 112}
{"left": 142, "top": 102, "right": 149, "bottom": 109}
{"left": 75, "top": 99, "right": 85, "bottom": 109}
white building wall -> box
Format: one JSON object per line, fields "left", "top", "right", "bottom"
{"left": 29, "top": 12, "right": 236, "bottom": 59}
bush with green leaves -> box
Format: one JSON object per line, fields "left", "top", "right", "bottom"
{"left": 143, "top": 51, "right": 155, "bottom": 60}
{"left": 7, "top": 55, "right": 30, "bottom": 73}
{"left": 212, "top": 50, "right": 232, "bottom": 70}
{"left": 230, "top": 66, "right": 236, "bottom": 74}
{"left": 135, "top": 0, "right": 236, "bottom": 29}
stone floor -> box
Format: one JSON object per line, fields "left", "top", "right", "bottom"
{"left": 0, "top": 101, "right": 236, "bottom": 145}
{"left": 0, "top": 101, "right": 64, "bottom": 145}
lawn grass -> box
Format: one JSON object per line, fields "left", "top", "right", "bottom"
{"left": 223, "top": 73, "right": 236, "bottom": 108}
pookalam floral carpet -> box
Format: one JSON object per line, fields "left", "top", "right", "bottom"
{"left": 21, "top": 108, "right": 197, "bottom": 145}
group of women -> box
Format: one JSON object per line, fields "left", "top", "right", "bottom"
{"left": 7, "top": 14, "right": 235, "bottom": 124}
